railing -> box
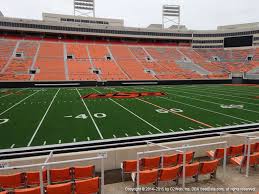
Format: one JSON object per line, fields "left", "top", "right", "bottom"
{"left": 136, "top": 141, "right": 228, "bottom": 194}
{"left": 0, "top": 151, "right": 107, "bottom": 194}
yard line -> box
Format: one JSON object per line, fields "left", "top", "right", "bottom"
{"left": 10, "top": 144, "right": 15, "bottom": 148}
{"left": 27, "top": 89, "right": 60, "bottom": 147}
{"left": 169, "top": 129, "right": 174, "bottom": 132}
{"left": 113, "top": 135, "right": 117, "bottom": 138}
{"left": 148, "top": 131, "right": 153, "bottom": 134}
{"left": 0, "top": 90, "right": 41, "bottom": 116}
{"left": 216, "top": 124, "right": 222, "bottom": 127}
{"left": 59, "top": 140, "right": 61, "bottom": 144}
{"left": 179, "top": 128, "right": 185, "bottom": 131}
{"left": 198, "top": 126, "right": 204, "bottom": 129}
{"left": 43, "top": 141, "right": 46, "bottom": 145}
{"left": 189, "top": 127, "right": 195, "bottom": 130}
{"left": 76, "top": 88, "right": 104, "bottom": 139}
{"left": 125, "top": 133, "right": 129, "bottom": 137}
{"left": 87, "top": 137, "right": 90, "bottom": 141}
{"left": 92, "top": 88, "right": 164, "bottom": 134}
{"left": 137, "top": 132, "right": 142, "bottom": 136}
{"left": 162, "top": 87, "right": 259, "bottom": 112}
{"left": 137, "top": 97, "right": 213, "bottom": 128}
{"left": 154, "top": 90, "right": 254, "bottom": 123}
{"left": 73, "top": 138, "right": 76, "bottom": 142}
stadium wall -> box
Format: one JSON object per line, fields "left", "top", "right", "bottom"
{"left": 0, "top": 79, "right": 233, "bottom": 88}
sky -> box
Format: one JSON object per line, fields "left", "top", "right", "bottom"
{"left": 0, "top": 0, "right": 259, "bottom": 30}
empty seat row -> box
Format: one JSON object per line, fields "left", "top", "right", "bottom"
{"left": 207, "top": 143, "right": 259, "bottom": 160}
{"left": 0, "top": 165, "right": 95, "bottom": 190}
{"left": 131, "top": 160, "right": 219, "bottom": 187}
{"left": 121, "top": 151, "right": 195, "bottom": 181}
{"left": 0, "top": 177, "right": 100, "bottom": 194}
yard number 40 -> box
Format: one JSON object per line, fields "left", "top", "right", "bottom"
{"left": 75, "top": 113, "right": 107, "bottom": 119}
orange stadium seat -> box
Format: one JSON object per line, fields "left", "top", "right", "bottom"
{"left": 141, "top": 156, "right": 161, "bottom": 170}
{"left": 158, "top": 166, "right": 180, "bottom": 185}
{"left": 26, "top": 170, "right": 47, "bottom": 187}
{"left": 13, "top": 187, "right": 41, "bottom": 194}
{"left": 50, "top": 167, "right": 72, "bottom": 184}
{"left": 177, "top": 151, "right": 195, "bottom": 164}
{"left": 179, "top": 162, "right": 199, "bottom": 182}
{"left": 121, "top": 160, "right": 137, "bottom": 181}
{"left": 74, "top": 177, "right": 100, "bottom": 194}
{"left": 229, "top": 144, "right": 244, "bottom": 157}
{"left": 73, "top": 165, "right": 95, "bottom": 180}
{"left": 0, "top": 173, "right": 25, "bottom": 189}
{"left": 230, "top": 152, "right": 259, "bottom": 173}
{"left": 207, "top": 148, "right": 230, "bottom": 160}
{"left": 162, "top": 154, "right": 178, "bottom": 167}
{"left": 132, "top": 169, "right": 159, "bottom": 187}
{"left": 255, "top": 142, "right": 259, "bottom": 152}
{"left": 0, "top": 191, "right": 8, "bottom": 194}
{"left": 46, "top": 182, "right": 72, "bottom": 194}
{"left": 198, "top": 160, "right": 219, "bottom": 179}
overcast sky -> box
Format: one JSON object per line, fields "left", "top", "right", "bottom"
{"left": 1, "top": 0, "right": 259, "bottom": 30}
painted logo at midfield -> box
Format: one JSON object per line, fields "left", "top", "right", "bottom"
{"left": 81, "top": 92, "right": 166, "bottom": 99}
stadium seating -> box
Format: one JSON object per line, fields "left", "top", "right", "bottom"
{"left": 162, "top": 154, "right": 178, "bottom": 167}
{"left": 230, "top": 152, "right": 259, "bottom": 173}
{"left": 0, "top": 173, "right": 25, "bottom": 189}
{"left": 66, "top": 43, "right": 98, "bottom": 81}
{"left": 177, "top": 151, "right": 195, "bottom": 164}
{"left": 121, "top": 160, "right": 137, "bottom": 181}
{"left": 26, "top": 170, "right": 47, "bottom": 187}
{"left": 73, "top": 165, "right": 95, "bottom": 180}
{"left": 74, "top": 177, "right": 100, "bottom": 194}
{"left": 0, "top": 38, "right": 259, "bottom": 81}
{"left": 158, "top": 166, "right": 180, "bottom": 185}
{"left": 131, "top": 169, "right": 159, "bottom": 187}
{"left": 46, "top": 182, "right": 72, "bottom": 194}
{"left": 141, "top": 156, "right": 161, "bottom": 170}
{"left": 207, "top": 148, "right": 230, "bottom": 160}
{"left": 198, "top": 159, "right": 219, "bottom": 179}
{"left": 178, "top": 162, "right": 199, "bottom": 182}
{"left": 229, "top": 144, "right": 244, "bottom": 157}
{"left": 13, "top": 187, "right": 41, "bottom": 194}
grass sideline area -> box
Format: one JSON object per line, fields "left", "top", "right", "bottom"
{"left": 0, "top": 84, "right": 259, "bottom": 150}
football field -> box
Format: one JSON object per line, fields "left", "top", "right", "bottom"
{"left": 0, "top": 84, "right": 259, "bottom": 150}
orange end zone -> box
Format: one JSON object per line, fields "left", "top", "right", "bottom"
{"left": 81, "top": 92, "right": 166, "bottom": 99}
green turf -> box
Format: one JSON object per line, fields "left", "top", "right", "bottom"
{"left": 0, "top": 84, "right": 259, "bottom": 150}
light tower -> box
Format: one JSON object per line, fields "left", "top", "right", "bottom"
{"left": 74, "top": 0, "right": 95, "bottom": 17}
{"left": 162, "top": 5, "right": 180, "bottom": 29}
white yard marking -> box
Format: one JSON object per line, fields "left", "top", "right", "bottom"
{"left": 59, "top": 140, "right": 61, "bottom": 144}
{"left": 169, "top": 129, "right": 174, "bottom": 132}
{"left": 199, "top": 126, "right": 204, "bottom": 129}
{"left": 137, "top": 132, "right": 142, "bottom": 136}
{"left": 92, "top": 88, "right": 164, "bottom": 133}
{"left": 113, "top": 135, "right": 117, "bottom": 138}
{"left": 148, "top": 131, "right": 153, "bottom": 134}
{"left": 179, "top": 128, "right": 184, "bottom": 131}
{"left": 163, "top": 87, "right": 259, "bottom": 113}
{"left": 189, "top": 127, "right": 195, "bottom": 130}
{"left": 64, "top": 115, "right": 73, "bottom": 118}
{"left": 10, "top": 144, "right": 15, "bottom": 148}
{"left": 76, "top": 88, "right": 104, "bottom": 139}
{"left": 27, "top": 89, "right": 60, "bottom": 147}
{"left": 87, "top": 137, "right": 90, "bottom": 141}
{"left": 216, "top": 124, "right": 222, "bottom": 127}
{"left": 0, "top": 90, "right": 40, "bottom": 116}
{"left": 157, "top": 91, "right": 254, "bottom": 123}
{"left": 73, "top": 138, "right": 76, "bottom": 142}
{"left": 125, "top": 133, "right": 129, "bottom": 137}
{"left": 43, "top": 141, "right": 46, "bottom": 145}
